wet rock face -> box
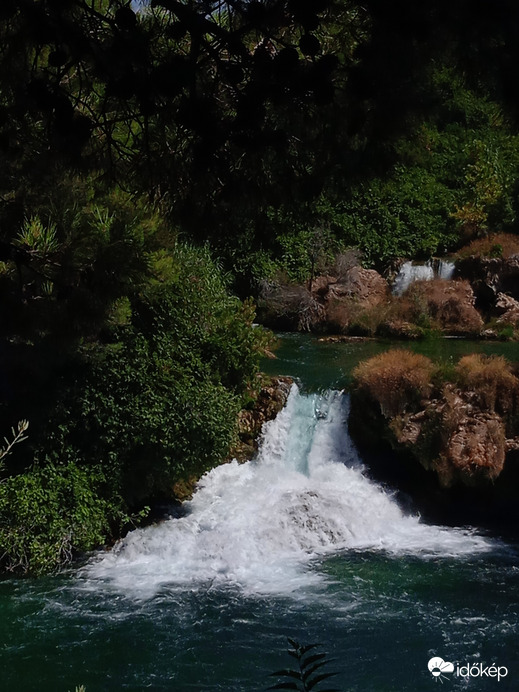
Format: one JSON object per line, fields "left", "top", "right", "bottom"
{"left": 495, "top": 293, "right": 519, "bottom": 326}
{"left": 350, "top": 353, "right": 519, "bottom": 492}
{"left": 457, "top": 254, "right": 519, "bottom": 310}
{"left": 390, "top": 394, "right": 511, "bottom": 489}
{"left": 232, "top": 376, "right": 293, "bottom": 462}
{"left": 443, "top": 413, "right": 506, "bottom": 486}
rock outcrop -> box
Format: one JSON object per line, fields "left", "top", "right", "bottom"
{"left": 457, "top": 254, "right": 519, "bottom": 310}
{"left": 326, "top": 266, "right": 389, "bottom": 307}
{"left": 391, "top": 390, "right": 507, "bottom": 488}
{"left": 350, "top": 350, "right": 519, "bottom": 491}
{"left": 257, "top": 256, "right": 519, "bottom": 339}
{"left": 495, "top": 293, "right": 519, "bottom": 326}
{"left": 257, "top": 266, "right": 390, "bottom": 333}
{"left": 232, "top": 375, "right": 293, "bottom": 461}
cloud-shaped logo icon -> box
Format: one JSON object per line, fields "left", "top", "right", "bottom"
{"left": 428, "top": 657, "right": 454, "bottom": 681}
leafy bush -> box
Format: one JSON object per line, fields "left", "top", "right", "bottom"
{"left": 38, "top": 244, "right": 264, "bottom": 504}
{"left": 0, "top": 463, "right": 126, "bottom": 575}
{"left": 352, "top": 350, "right": 435, "bottom": 417}
{"left": 0, "top": 244, "right": 268, "bottom": 573}
{"left": 327, "top": 166, "right": 457, "bottom": 267}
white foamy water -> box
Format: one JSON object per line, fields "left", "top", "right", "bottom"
{"left": 85, "top": 386, "right": 491, "bottom": 597}
{"left": 393, "top": 259, "right": 456, "bottom": 295}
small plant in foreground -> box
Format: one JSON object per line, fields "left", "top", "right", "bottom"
{"left": 0, "top": 420, "right": 29, "bottom": 464}
{"left": 268, "top": 638, "right": 340, "bottom": 691}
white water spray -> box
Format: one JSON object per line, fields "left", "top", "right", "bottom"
{"left": 85, "top": 386, "right": 491, "bottom": 597}
{"left": 393, "top": 259, "right": 456, "bottom": 295}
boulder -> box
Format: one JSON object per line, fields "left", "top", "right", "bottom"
{"left": 495, "top": 292, "right": 519, "bottom": 326}
{"left": 440, "top": 412, "right": 506, "bottom": 487}
{"left": 328, "top": 266, "right": 389, "bottom": 308}
{"left": 457, "top": 254, "right": 519, "bottom": 309}
{"left": 310, "top": 274, "right": 337, "bottom": 297}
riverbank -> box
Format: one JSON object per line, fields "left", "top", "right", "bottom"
{"left": 256, "top": 235, "right": 519, "bottom": 342}
{"left": 349, "top": 348, "right": 519, "bottom": 531}
{"left": 3, "top": 333, "right": 519, "bottom": 692}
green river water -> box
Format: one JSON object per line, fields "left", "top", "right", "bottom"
{"left": 1, "top": 335, "right": 519, "bottom": 691}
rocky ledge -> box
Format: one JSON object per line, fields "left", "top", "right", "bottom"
{"left": 349, "top": 349, "right": 519, "bottom": 526}
{"left": 231, "top": 375, "right": 293, "bottom": 462}
{"left": 257, "top": 264, "right": 515, "bottom": 339}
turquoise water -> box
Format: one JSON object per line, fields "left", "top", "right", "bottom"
{"left": 1, "top": 336, "right": 518, "bottom": 691}
{"left": 262, "top": 332, "right": 519, "bottom": 391}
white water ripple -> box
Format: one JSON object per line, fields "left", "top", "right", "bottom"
{"left": 84, "top": 386, "right": 493, "bottom": 597}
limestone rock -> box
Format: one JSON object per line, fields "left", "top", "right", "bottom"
{"left": 495, "top": 293, "right": 519, "bottom": 326}
{"left": 310, "top": 274, "right": 337, "bottom": 297}
{"left": 328, "top": 266, "right": 389, "bottom": 308}
{"left": 441, "top": 413, "right": 506, "bottom": 487}
{"left": 232, "top": 375, "right": 293, "bottom": 462}
{"left": 457, "top": 254, "right": 519, "bottom": 309}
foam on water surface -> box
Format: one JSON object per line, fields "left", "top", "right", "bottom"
{"left": 85, "top": 386, "right": 492, "bottom": 597}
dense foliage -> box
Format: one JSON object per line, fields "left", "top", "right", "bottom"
{"left": 0, "top": 238, "right": 266, "bottom": 574}
{"left": 1, "top": 1, "right": 519, "bottom": 573}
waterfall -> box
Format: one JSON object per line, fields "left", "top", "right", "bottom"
{"left": 392, "top": 259, "right": 456, "bottom": 296}
{"left": 85, "top": 386, "right": 490, "bottom": 598}
{"left": 435, "top": 258, "right": 456, "bottom": 280}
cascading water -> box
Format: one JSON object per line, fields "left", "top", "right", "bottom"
{"left": 85, "top": 385, "right": 490, "bottom": 598}
{"left": 392, "top": 259, "right": 456, "bottom": 295}
{"left": 4, "top": 340, "right": 519, "bottom": 692}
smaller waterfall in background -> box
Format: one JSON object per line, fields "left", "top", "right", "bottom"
{"left": 392, "top": 259, "right": 456, "bottom": 296}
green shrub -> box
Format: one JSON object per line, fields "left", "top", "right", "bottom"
{"left": 328, "top": 166, "right": 457, "bottom": 267}
{"left": 36, "top": 244, "right": 264, "bottom": 504}
{"left": 0, "top": 463, "right": 126, "bottom": 575}
{"left": 0, "top": 244, "right": 268, "bottom": 573}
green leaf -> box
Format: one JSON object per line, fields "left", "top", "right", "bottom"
{"left": 301, "top": 653, "right": 326, "bottom": 669}
{"left": 302, "top": 660, "right": 328, "bottom": 680}
{"left": 270, "top": 670, "right": 302, "bottom": 680}
{"left": 306, "top": 672, "right": 338, "bottom": 691}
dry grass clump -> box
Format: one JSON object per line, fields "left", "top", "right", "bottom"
{"left": 405, "top": 279, "right": 483, "bottom": 334}
{"left": 326, "top": 296, "right": 354, "bottom": 333}
{"left": 327, "top": 298, "right": 394, "bottom": 336}
{"left": 456, "top": 354, "right": 519, "bottom": 414}
{"left": 456, "top": 232, "right": 519, "bottom": 260}
{"left": 353, "top": 349, "right": 435, "bottom": 417}
{"left": 258, "top": 282, "right": 325, "bottom": 331}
